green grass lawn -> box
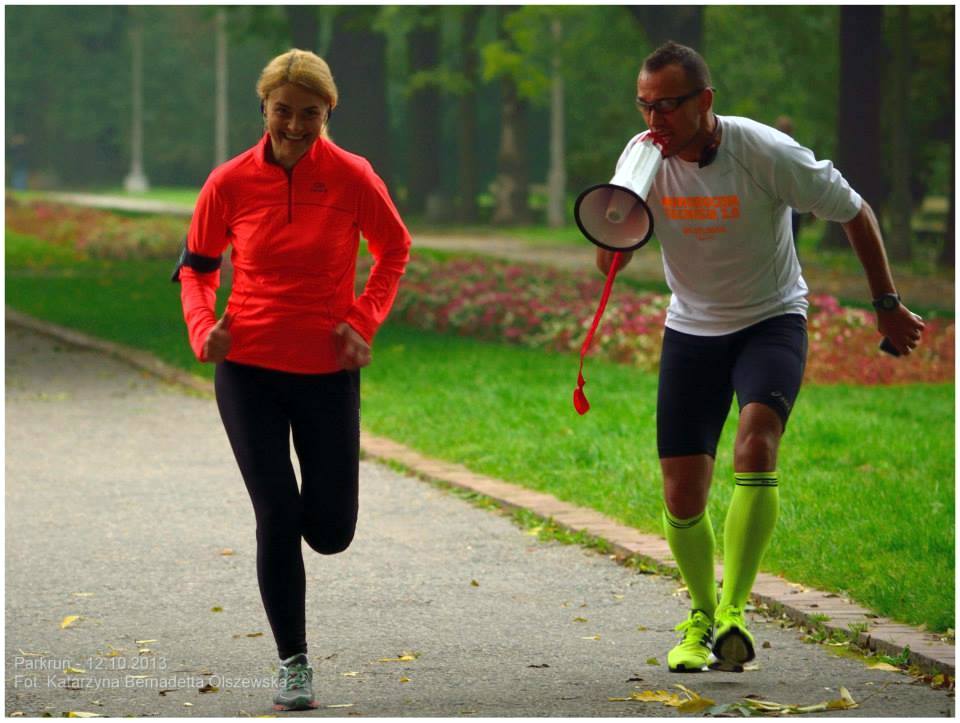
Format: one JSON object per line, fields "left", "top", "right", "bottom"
{"left": 6, "top": 229, "right": 955, "bottom": 632}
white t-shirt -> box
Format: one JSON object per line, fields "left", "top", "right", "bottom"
{"left": 615, "top": 115, "right": 862, "bottom": 336}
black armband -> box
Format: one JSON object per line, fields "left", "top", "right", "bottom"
{"left": 170, "top": 237, "right": 223, "bottom": 282}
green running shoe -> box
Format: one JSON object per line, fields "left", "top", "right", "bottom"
{"left": 273, "top": 653, "right": 316, "bottom": 711}
{"left": 667, "top": 609, "right": 715, "bottom": 672}
{"left": 711, "top": 605, "right": 755, "bottom": 672}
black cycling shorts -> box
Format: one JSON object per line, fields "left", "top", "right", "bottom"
{"left": 657, "top": 313, "right": 808, "bottom": 459}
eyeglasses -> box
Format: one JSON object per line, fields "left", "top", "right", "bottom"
{"left": 635, "top": 88, "right": 705, "bottom": 114}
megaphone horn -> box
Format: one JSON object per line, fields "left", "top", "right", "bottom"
{"left": 574, "top": 134, "right": 663, "bottom": 253}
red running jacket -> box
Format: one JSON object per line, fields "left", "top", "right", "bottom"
{"left": 179, "top": 133, "right": 411, "bottom": 374}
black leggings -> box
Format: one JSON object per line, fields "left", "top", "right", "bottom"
{"left": 214, "top": 360, "right": 360, "bottom": 660}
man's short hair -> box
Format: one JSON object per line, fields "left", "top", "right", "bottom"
{"left": 641, "top": 41, "right": 711, "bottom": 89}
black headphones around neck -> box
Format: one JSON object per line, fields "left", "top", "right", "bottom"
{"left": 698, "top": 115, "right": 722, "bottom": 168}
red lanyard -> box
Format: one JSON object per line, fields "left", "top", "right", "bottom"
{"left": 573, "top": 252, "right": 620, "bottom": 415}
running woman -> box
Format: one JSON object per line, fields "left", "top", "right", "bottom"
{"left": 596, "top": 42, "right": 923, "bottom": 673}
{"left": 176, "top": 49, "right": 411, "bottom": 709}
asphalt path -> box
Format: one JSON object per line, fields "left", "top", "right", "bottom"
{"left": 5, "top": 323, "right": 954, "bottom": 717}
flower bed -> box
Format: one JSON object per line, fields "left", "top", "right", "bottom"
{"left": 5, "top": 195, "right": 185, "bottom": 260}
{"left": 361, "top": 253, "right": 954, "bottom": 385}
{"left": 6, "top": 196, "right": 951, "bottom": 385}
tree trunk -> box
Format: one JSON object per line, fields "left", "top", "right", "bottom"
{"left": 326, "top": 9, "right": 392, "bottom": 186}
{"left": 887, "top": 6, "right": 912, "bottom": 262}
{"left": 546, "top": 17, "right": 566, "bottom": 228}
{"left": 214, "top": 8, "right": 228, "bottom": 166}
{"left": 123, "top": 9, "right": 149, "bottom": 192}
{"left": 938, "top": 12, "right": 956, "bottom": 268}
{"left": 491, "top": 8, "right": 530, "bottom": 226}
{"left": 940, "top": 139, "right": 955, "bottom": 267}
{"left": 456, "top": 7, "right": 482, "bottom": 223}
{"left": 285, "top": 6, "right": 319, "bottom": 51}
{"left": 628, "top": 6, "right": 704, "bottom": 50}
{"left": 823, "top": 6, "right": 885, "bottom": 249}
{"left": 407, "top": 10, "right": 442, "bottom": 216}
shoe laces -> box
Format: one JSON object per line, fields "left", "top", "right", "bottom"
{"left": 675, "top": 610, "right": 712, "bottom": 639}
{"left": 282, "top": 662, "right": 311, "bottom": 690}
{"left": 717, "top": 604, "right": 744, "bottom": 622}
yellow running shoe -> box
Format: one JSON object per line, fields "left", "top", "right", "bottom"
{"left": 667, "top": 609, "right": 715, "bottom": 673}
{"left": 711, "top": 604, "right": 755, "bottom": 672}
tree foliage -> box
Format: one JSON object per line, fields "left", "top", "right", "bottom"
{"left": 5, "top": 3, "right": 953, "bottom": 256}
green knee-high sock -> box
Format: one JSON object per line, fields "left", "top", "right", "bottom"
{"left": 663, "top": 505, "right": 717, "bottom": 618}
{"left": 719, "top": 472, "right": 779, "bottom": 609}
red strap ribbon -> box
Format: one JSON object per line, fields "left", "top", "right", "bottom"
{"left": 574, "top": 252, "right": 621, "bottom": 415}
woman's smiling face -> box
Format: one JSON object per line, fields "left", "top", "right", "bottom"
{"left": 264, "top": 83, "right": 329, "bottom": 169}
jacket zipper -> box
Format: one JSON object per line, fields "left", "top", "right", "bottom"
{"left": 286, "top": 166, "right": 294, "bottom": 224}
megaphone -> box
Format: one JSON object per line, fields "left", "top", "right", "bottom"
{"left": 571, "top": 133, "right": 663, "bottom": 416}
{"left": 574, "top": 133, "right": 663, "bottom": 252}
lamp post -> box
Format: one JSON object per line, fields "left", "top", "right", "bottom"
{"left": 124, "top": 10, "right": 149, "bottom": 193}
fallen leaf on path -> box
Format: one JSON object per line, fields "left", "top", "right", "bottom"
{"left": 378, "top": 652, "right": 418, "bottom": 663}
{"left": 158, "top": 689, "right": 177, "bottom": 696}
{"left": 528, "top": 664, "right": 549, "bottom": 668}
{"left": 636, "top": 625, "right": 648, "bottom": 632}
{"left": 135, "top": 639, "right": 158, "bottom": 644}
{"left": 343, "top": 672, "right": 360, "bottom": 677}
{"left": 327, "top": 704, "right": 353, "bottom": 708}
{"left": 198, "top": 683, "right": 219, "bottom": 693}
{"left": 65, "top": 714, "right": 103, "bottom": 718}
{"left": 573, "top": 617, "right": 588, "bottom": 623}
{"left": 211, "top": 606, "right": 223, "bottom": 613}
{"left": 11, "top": 712, "right": 23, "bottom": 717}
{"left": 61, "top": 615, "right": 80, "bottom": 629}
{"left": 220, "top": 549, "right": 235, "bottom": 556}
{"left": 17, "top": 649, "right": 50, "bottom": 657}
{"left": 734, "top": 686, "right": 857, "bottom": 715}
{"left": 610, "top": 684, "right": 714, "bottom": 713}
{"left": 645, "top": 657, "right": 660, "bottom": 666}
{"left": 65, "top": 667, "right": 86, "bottom": 674}
{"left": 869, "top": 663, "right": 901, "bottom": 672}
{"left": 470, "top": 580, "right": 479, "bottom": 587}
{"left": 399, "top": 677, "right": 410, "bottom": 683}
{"left": 673, "top": 683, "right": 715, "bottom": 714}
{"left": 581, "top": 635, "right": 600, "bottom": 640}
{"left": 72, "top": 592, "right": 94, "bottom": 597}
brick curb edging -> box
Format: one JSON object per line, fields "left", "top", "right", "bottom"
{"left": 7, "top": 307, "right": 954, "bottom": 677}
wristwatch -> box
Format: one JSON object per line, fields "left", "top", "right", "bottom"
{"left": 872, "top": 292, "right": 901, "bottom": 312}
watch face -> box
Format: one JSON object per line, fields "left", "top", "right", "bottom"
{"left": 877, "top": 295, "right": 899, "bottom": 310}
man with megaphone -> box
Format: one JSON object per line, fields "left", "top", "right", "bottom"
{"left": 583, "top": 42, "right": 924, "bottom": 674}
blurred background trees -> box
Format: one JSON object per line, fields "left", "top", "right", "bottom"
{"left": 5, "top": 4, "right": 954, "bottom": 264}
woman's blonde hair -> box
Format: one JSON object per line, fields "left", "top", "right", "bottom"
{"left": 257, "top": 49, "right": 338, "bottom": 134}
